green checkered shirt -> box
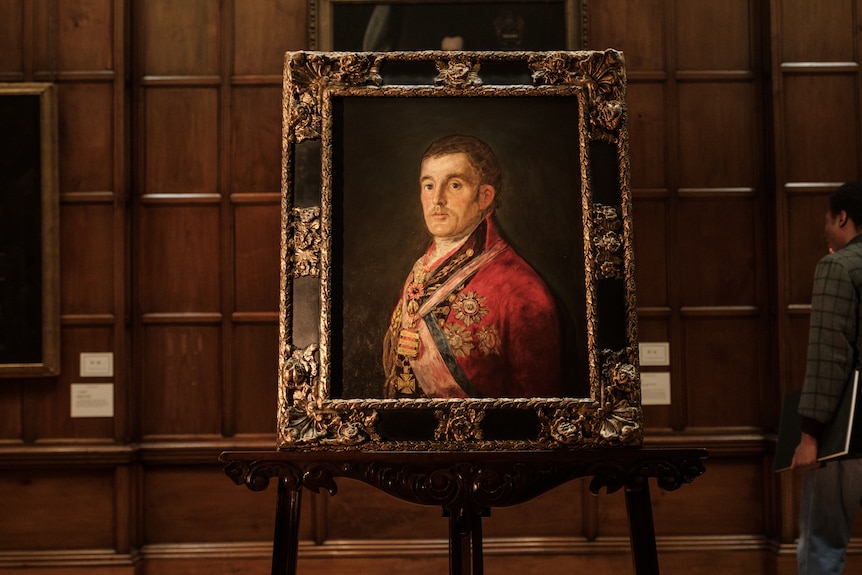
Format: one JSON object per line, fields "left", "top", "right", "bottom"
{"left": 800, "top": 234, "right": 862, "bottom": 434}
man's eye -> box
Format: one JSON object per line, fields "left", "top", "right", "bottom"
{"left": 450, "top": 181, "right": 461, "bottom": 189}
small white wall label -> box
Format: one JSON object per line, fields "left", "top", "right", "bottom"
{"left": 641, "top": 372, "right": 671, "bottom": 405}
{"left": 639, "top": 342, "right": 670, "bottom": 366}
{"left": 80, "top": 352, "right": 114, "bottom": 377}
{"left": 71, "top": 383, "right": 114, "bottom": 418}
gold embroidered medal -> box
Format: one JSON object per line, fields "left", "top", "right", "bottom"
{"left": 397, "top": 328, "right": 421, "bottom": 358}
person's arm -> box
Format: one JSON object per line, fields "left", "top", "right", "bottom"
{"left": 792, "top": 255, "right": 856, "bottom": 468}
{"left": 800, "top": 257, "right": 856, "bottom": 421}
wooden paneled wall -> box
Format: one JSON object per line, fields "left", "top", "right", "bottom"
{"left": 0, "top": 1, "right": 861, "bottom": 574}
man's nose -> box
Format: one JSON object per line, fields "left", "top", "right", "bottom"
{"left": 432, "top": 187, "right": 446, "bottom": 204}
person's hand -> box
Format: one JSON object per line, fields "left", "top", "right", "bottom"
{"left": 791, "top": 432, "right": 821, "bottom": 470}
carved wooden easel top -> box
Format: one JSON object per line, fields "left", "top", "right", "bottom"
{"left": 221, "top": 448, "right": 707, "bottom": 575}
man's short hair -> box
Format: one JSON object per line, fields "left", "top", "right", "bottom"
{"left": 830, "top": 181, "right": 862, "bottom": 226}
{"left": 422, "top": 134, "right": 503, "bottom": 208}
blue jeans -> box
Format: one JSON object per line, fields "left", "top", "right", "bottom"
{"left": 798, "top": 458, "right": 862, "bottom": 574}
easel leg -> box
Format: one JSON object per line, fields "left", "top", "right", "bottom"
{"left": 448, "top": 508, "right": 485, "bottom": 575}
{"left": 271, "top": 477, "right": 302, "bottom": 575}
{"left": 625, "top": 482, "right": 659, "bottom": 575}
{"left": 471, "top": 513, "right": 483, "bottom": 575}
{"left": 448, "top": 509, "right": 470, "bottom": 575}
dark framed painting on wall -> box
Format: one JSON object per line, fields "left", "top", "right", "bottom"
{"left": 0, "top": 83, "right": 60, "bottom": 378}
{"left": 309, "top": 0, "right": 588, "bottom": 51}
{"left": 277, "top": 50, "right": 639, "bottom": 452}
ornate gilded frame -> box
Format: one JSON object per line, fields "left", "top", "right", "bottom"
{"left": 0, "top": 83, "right": 60, "bottom": 378}
{"left": 278, "top": 50, "right": 639, "bottom": 451}
{"left": 309, "top": 0, "right": 588, "bottom": 51}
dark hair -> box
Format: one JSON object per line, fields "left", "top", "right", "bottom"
{"left": 830, "top": 181, "right": 862, "bottom": 226}
{"left": 421, "top": 134, "right": 503, "bottom": 209}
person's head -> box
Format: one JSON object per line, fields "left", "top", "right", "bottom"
{"left": 825, "top": 181, "right": 862, "bottom": 252}
{"left": 419, "top": 135, "right": 502, "bottom": 242}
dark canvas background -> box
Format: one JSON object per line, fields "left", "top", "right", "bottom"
{"left": 330, "top": 96, "right": 589, "bottom": 398}
{"left": 0, "top": 95, "right": 43, "bottom": 365}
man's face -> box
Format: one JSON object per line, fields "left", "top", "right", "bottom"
{"left": 419, "top": 152, "right": 495, "bottom": 242}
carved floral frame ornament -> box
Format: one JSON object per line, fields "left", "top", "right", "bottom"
{"left": 278, "top": 50, "right": 639, "bottom": 451}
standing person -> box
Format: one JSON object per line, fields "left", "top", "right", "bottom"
{"left": 382, "top": 134, "right": 564, "bottom": 399}
{"left": 792, "top": 181, "right": 862, "bottom": 574}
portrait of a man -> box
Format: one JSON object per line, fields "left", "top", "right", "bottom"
{"left": 334, "top": 97, "right": 588, "bottom": 401}
{"left": 382, "top": 135, "right": 563, "bottom": 398}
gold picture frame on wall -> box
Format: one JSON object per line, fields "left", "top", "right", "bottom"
{"left": 309, "top": 0, "right": 588, "bottom": 52}
{"left": 278, "top": 49, "right": 638, "bottom": 451}
{"left": 0, "top": 83, "right": 60, "bottom": 378}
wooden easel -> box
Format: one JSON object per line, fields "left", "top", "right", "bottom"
{"left": 221, "top": 448, "right": 707, "bottom": 575}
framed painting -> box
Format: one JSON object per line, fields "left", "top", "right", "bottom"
{"left": 0, "top": 83, "right": 60, "bottom": 378}
{"left": 309, "top": 0, "right": 587, "bottom": 51}
{"left": 279, "top": 50, "right": 639, "bottom": 451}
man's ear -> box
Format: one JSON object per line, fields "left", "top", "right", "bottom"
{"left": 478, "top": 184, "right": 495, "bottom": 211}
{"left": 838, "top": 210, "right": 850, "bottom": 228}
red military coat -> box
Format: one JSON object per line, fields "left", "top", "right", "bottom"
{"left": 383, "top": 217, "right": 563, "bottom": 398}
